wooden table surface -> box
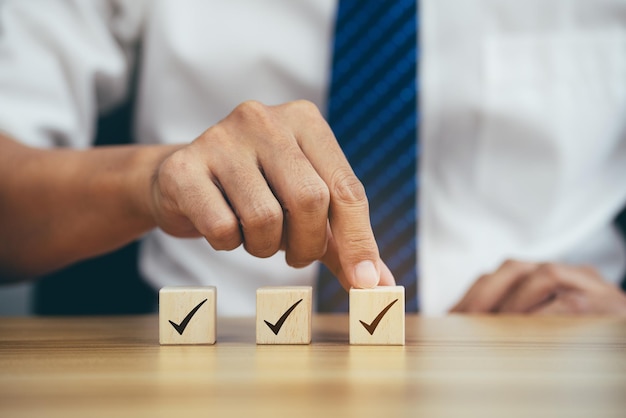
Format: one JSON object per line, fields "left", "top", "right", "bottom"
{"left": 0, "top": 315, "right": 625, "bottom": 418}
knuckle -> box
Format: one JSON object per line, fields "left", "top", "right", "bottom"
{"left": 289, "top": 99, "right": 321, "bottom": 116}
{"left": 232, "top": 100, "right": 271, "bottom": 124}
{"left": 235, "top": 99, "right": 266, "bottom": 114}
{"left": 230, "top": 100, "right": 290, "bottom": 149}
{"left": 239, "top": 204, "right": 283, "bottom": 259}
{"left": 204, "top": 218, "right": 241, "bottom": 250}
{"left": 195, "top": 125, "right": 247, "bottom": 165}
{"left": 241, "top": 203, "right": 283, "bottom": 257}
{"left": 242, "top": 202, "right": 283, "bottom": 233}
{"left": 331, "top": 169, "right": 367, "bottom": 206}
{"left": 290, "top": 180, "right": 330, "bottom": 214}
{"left": 537, "top": 263, "right": 562, "bottom": 280}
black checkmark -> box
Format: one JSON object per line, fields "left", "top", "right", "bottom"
{"left": 264, "top": 299, "right": 303, "bottom": 335}
{"left": 359, "top": 299, "right": 399, "bottom": 335}
{"left": 169, "top": 299, "right": 208, "bottom": 335}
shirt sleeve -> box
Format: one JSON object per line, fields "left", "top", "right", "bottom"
{"left": 0, "top": 0, "right": 144, "bottom": 148}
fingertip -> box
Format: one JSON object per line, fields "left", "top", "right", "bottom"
{"left": 352, "top": 260, "right": 379, "bottom": 288}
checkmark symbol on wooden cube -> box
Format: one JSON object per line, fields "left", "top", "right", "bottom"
{"left": 168, "top": 298, "right": 208, "bottom": 335}
{"left": 256, "top": 287, "right": 312, "bottom": 345}
{"left": 159, "top": 286, "right": 217, "bottom": 345}
{"left": 359, "top": 299, "right": 398, "bottom": 335}
{"left": 264, "top": 299, "right": 303, "bottom": 335}
{"left": 350, "top": 286, "right": 405, "bottom": 345}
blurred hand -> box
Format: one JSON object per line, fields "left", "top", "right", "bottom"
{"left": 451, "top": 260, "right": 626, "bottom": 315}
{"left": 149, "top": 100, "right": 394, "bottom": 290}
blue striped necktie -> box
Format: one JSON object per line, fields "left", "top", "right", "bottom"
{"left": 318, "top": 0, "right": 419, "bottom": 313}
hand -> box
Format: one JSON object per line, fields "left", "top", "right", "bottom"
{"left": 149, "top": 100, "right": 395, "bottom": 290}
{"left": 450, "top": 260, "right": 626, "bottom": 315}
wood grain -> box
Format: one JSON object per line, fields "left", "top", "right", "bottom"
{"left": 256, "top": 286, "right": 312, "bottom": 344}
{"left": 159, "top": 286, "right": 216, "bottom": 345}
{"left": 1, "top": 315, "right": 625, "bottom": 418}
{"left": 350, "top": 286, "right": 405, "bottom": 345}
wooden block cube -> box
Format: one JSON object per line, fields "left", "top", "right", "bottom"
{"left": 159, "top": 286, "right": 216, "bottom": 345}
{"left": 350, "top": 286, "right": 405, "bottom": 345}
{"left": 256, "top": 286, "right": 312, "bottom": 345}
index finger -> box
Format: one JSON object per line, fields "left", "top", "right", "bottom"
{"left": 281, "top": 101, "right": 382, "bottom": 289}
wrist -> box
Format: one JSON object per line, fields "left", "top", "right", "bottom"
{"left": 125, "top": 144, "right": 184, "bottom": 231}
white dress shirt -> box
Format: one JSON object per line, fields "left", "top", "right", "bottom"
{"left": 1, "top": 0, "right": 625, "bottom": 315}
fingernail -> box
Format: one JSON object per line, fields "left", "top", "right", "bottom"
{"left": 353, "top": 261, "right": 379, "bottom": 288}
